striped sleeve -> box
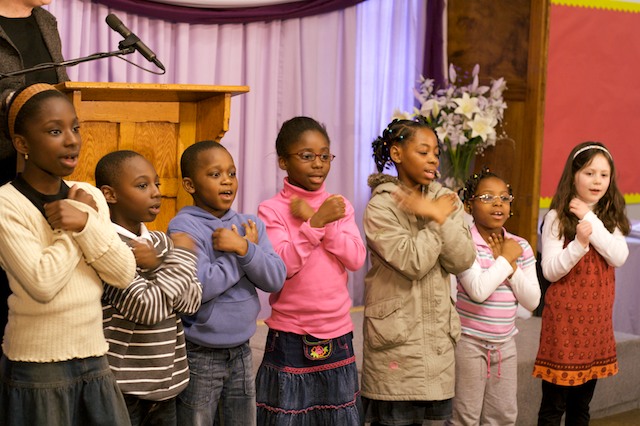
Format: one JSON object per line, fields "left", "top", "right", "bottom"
{"left": 159, "top": 246, "right": 202, "bottom": 315}
{"left": 103, "top": 231, "right": 202, "bottom": 325}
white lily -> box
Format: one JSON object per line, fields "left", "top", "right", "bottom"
{"left": 435, "top": 126, "right": 449, "bottom": 143}
{"left": 448, "top": 63, "right": 457, "bottom": 83}
{"left": 420, "top": 98, "right": 440, "bottom": 118}
{"left": 468, "top": 114, "right": 497, "bottom": 142}
{"left": 453, "top": 92, "right": 480, "bottom": 119}
{"left": 391, "top": 108, "right": 414, "bottom": 121}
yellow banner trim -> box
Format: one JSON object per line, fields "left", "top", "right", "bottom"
{"left": 539, "top": 193, "right": 640, "bottom": 208}
{"left": 551, "top": 0, "right": 640, "bottom": 13}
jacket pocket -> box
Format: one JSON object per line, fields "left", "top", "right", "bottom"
{"left": 364, "top": 296, "right": 408, "bottom": 350}
{"left": 448, "top": 297, "right": 461, "bottom": 343}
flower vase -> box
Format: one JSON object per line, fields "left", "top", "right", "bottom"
{"left": 440, "top": 139, "right": 479, "bottom": 194}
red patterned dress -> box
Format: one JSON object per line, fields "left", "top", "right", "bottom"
{"left": 533, "top": 247, "right": 617, "bottom": 385}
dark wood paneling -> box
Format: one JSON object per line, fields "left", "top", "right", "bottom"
{"left": 448, "top": 0, "right": 531, "bottom": 87}
{"left": 449, "top": 0, "right": 549, "bottom": 246}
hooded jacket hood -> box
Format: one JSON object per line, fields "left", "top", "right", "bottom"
{"left": 177, "top": 205, "right": 238, "bottom": 224}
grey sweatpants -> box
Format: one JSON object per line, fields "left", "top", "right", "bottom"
{"left": 447, "top": 335, "right": 518, "bottom": 426}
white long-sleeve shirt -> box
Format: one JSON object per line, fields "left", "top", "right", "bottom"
{"left": 541, "top": 209, "right": 629, "bottom": 283}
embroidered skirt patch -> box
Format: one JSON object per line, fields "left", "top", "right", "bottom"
{"left": 303, "top": 336, "right": 332, "bottom": 361}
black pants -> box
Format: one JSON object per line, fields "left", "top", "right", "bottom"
{"left": 537, "top": 379, "right": 597, "bottom": 426}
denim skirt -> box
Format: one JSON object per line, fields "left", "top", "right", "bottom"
{"left": 0, "top": 355, "right": 131, "bottom": 426}
{"left": 256, "top": 329, "right": 362, "bottom": 426}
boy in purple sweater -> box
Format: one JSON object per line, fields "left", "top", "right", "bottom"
{"left": 168, "top": 140, "right": 286, "bottom": 426}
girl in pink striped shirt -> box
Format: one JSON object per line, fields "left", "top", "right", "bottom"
{"left": 448, "top": 169, "right": 541, "bottom": 426}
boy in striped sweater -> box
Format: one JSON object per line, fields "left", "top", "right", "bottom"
{"left": 448, "top": 169, "right": 541, "bottom": 426}
{"left": 97, "top": 150, "right": 202, "bottom": 426}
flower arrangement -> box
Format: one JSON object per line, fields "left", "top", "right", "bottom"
{"left": 394, "top": 64, "right": 507, "bottom": 190}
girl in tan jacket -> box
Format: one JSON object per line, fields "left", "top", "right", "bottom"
{"left": 362, "top": 118, "right": 475, "bottom": 426}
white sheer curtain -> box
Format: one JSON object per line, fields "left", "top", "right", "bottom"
{"left": 46, "top": 0, "right": 429, "bottom": 307}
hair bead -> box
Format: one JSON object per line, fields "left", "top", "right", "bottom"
{"left": 460, "top": 167, "right": 512, "bottom": 203}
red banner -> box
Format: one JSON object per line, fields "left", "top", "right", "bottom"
{"left": 541, "top": 2, "right": 640, "bottom": 204}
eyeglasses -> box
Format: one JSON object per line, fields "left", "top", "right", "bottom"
{"left": 471, "top": 194, "right": 514, "bottom": 204}
{"left": 288, "top": 152, "right": 336, "bottom": 163}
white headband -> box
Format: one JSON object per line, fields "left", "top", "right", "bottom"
{"left": 573, "top": 145, "right": 611, "bottom": 159}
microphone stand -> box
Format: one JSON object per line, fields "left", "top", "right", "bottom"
{"left": 0, "top": 46, "right": 136, "bottom": 80}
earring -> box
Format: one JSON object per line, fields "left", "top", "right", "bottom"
{"left": 24, "top": 153, "right": 28, "bottom": 161}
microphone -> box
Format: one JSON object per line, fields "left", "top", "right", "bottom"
{"left": 106, "top": 13, "right": 165, "bottom": 71}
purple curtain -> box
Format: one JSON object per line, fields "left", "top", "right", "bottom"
{"left": 48, "top": 0, "right": 438, "bottom": 308}
{"left": 423, "top": 0, "right": 446, "bottom": 87}
{"left": 94, "top": 0, "right": 366, "bottom": 24}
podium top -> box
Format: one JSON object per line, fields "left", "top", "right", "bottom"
{"left": 55, "top": 81, "right": 250, "bottom": 103}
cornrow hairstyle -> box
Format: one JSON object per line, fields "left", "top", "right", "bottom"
{"left": 550, "top": 141, "right": 630, "bottom": 240}
{"left": 371, "top": 116, "right": 439, "bottom": 173}
{"left": 275, "top": 116, "right": 330, "bottom": 157}
{"left": 460, "top": 167, "right": 512, "bottom": 208}
{"left": 95, "top": 150, "right": 143, "bottom": 188}
{"left": 180, "top": 140, "right": 228, "bottom": 179}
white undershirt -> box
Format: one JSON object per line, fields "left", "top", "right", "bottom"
{"left": 112, "top": 223, "right": 152, "bottom": 243}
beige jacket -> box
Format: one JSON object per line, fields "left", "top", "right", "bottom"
{"left": 361, "top": 174, "right": 475, "bottom": 401}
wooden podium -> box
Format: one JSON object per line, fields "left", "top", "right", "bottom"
{"left": 55, "top": 82, "right": 249, "bottom": 231}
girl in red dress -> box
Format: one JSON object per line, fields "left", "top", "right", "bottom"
{"left": 533, "top": 141, "right": 630, "bottom": 426}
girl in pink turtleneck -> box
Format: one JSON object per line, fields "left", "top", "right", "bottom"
{"left": 255, "top": 116, "right": 366, "bottom": 426}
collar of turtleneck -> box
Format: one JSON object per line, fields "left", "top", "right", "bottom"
{"left": 281, "top": 177, "right": 326, "bottom": 200}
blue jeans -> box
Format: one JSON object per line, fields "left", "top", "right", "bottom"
{"left": 0, "top": 355, "right": 131, "bottom": 426}
{"left": 124, "top": 394, "right": 176, "bottom": 426}
{"left": 177, "top": 341, "right": 256, "bottom": 426}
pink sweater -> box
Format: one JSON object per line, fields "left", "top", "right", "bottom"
{"left": 258, "top": 178, "right": 366, "bottom": 339}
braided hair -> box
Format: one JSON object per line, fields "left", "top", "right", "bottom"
{"left": 460, "top": 167, "right": 512, "bottom": 208}
{"left": 371, "top": 117, "right": 438, "bottom": 173}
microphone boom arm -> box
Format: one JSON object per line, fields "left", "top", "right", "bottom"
{"left": 0, "top": 46, "right": 136, "bottom": 80}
